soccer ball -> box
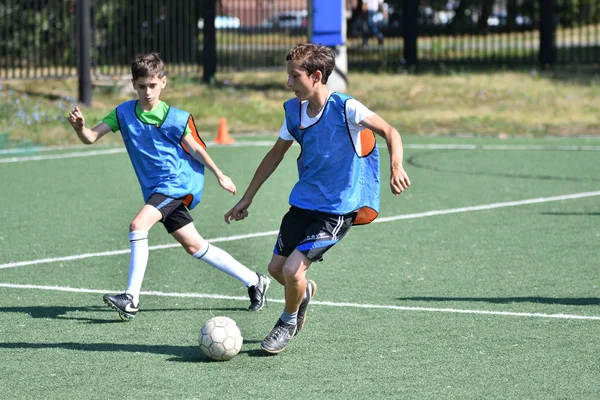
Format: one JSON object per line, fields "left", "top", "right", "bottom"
{"left": 199, "top": 316, "right": 243, "bottom": 361}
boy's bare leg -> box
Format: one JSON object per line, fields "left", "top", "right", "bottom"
{"left": 261, "top": 250, "right": 312, "bottom": 354}
{"left": 284, "top": 249, "right": 316, "bottom": 335}
{"left": 130, "top": 204, "right": 163, "bottom": 231}
{"left": 282, "top": 250, "right": 311, "bottom": 314}
{"left": 170, "top": 222, "right": 206, "bottom": 255}
{"left": 267, "top": 254, "right": 287, "bottom": 286}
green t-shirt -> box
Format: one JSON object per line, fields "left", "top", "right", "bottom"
{"left": 102, "top": 101, "right": 191, "bottom": 135}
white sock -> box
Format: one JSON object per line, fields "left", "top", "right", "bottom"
{"left": 125, "top": 230, "right": 149, "bottom": 305}
{"left": 193, "top": 243, "right": 259, "bottom": 287}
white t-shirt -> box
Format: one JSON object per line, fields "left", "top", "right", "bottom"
{"left": 279, "top": 93, "right": 375, "bottom": 141}
{"left": 366, "top": 0, "right": 383, "bottom": 12}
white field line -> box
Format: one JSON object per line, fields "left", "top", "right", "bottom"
{"left": 2, "top": 142, "right": 600, "bottom": 163}
{"left": 406, "top": 144, "right": 600, "bottom": 151}
{"left": 0, "top": 143, "right": 91, "bottom": 155}
{"left": 374, "top": 190, "right": 600, "bottom": 223}
{"left": 0, "top": 141, "right": 275, "bottom": 155}
{"left": 0, "top": 141, "right": 274, "bottom": 163}
{"left": 1, "top": 190, "right": 600, "bottom": 270}
{"left": 0, "top": 148, "right": 125, "bottom": 162}
{"left": 0, "top": 282, "right": 598, "bottom": 321}
{"left": 0, "top": 230, "right": 279, "bottom": 269}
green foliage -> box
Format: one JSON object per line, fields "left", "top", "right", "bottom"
{"left": 0, "top": 80, "right": 77, "bottom": 148}
{"left": 0, "top": 0, "right": 75, "bottom": 69}
{"left": 93, "top": 0, "right": 199, "bottom": 66}
{"left": 558, "top": 0, "right": 599, "bottom": 27}
{"left": 0, "top": 0, "right": 202, "bottom": 70}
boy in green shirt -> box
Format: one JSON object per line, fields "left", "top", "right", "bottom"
{"left": 67, "top": 52, "right": 269, "bottom": 320}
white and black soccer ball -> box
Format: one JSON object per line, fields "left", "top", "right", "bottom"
{"left": 199, "top": 316, "right": 243, "bottom": 361}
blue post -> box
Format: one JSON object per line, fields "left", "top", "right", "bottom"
{"left": 309, "top": 0, "right": 347, "bottom": 91}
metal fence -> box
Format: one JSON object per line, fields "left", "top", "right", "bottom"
{"left": 1, "top": 0, "right": 599, "bottom": 80}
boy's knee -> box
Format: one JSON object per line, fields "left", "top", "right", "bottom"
{"left": 130, "top": 216, "right": 156, "bottom": 232}
{"left": 282, "top": 263, "right": 304, "bottom": 281}
{"left": 267, "top": 262, "right": 282, "bottom": 277}
{"left": 129, "top": 220, "right": 143, "bottom": 232}
{"left": 183, "top": 245, "right": 198, "bottom": 255}
{"left": 182, "top": 238, "right": 206, "bottom": 256}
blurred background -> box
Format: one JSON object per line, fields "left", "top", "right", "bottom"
{"left": 2, "top": 0, "right": 597, "bottom": 78}
{"left": 1, "top": 0, "right": 599, "bottom": 147}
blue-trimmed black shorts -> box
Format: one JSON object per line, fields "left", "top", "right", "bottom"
{"left": 146, "top": 193, "right": 194, "bottom": 234}
{"left": 274, "top": 206, "right": 357, "bottom": 262}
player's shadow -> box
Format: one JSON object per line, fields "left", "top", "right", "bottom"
{"left": 0, "top": 305, "right": 247, "bottom": 323}
{"left": 396, "top": 297, "right": 600, "bottom": 306}
{"left": 0, "top": 306, "right": 122, "bottom": 323}
{"left": 0, "top": 342, "right": 202, "bottom": 360}
{"left": 0, "top": 341, "right": 265, "bottom": 362}
{"left": 242, "top": 349, "right": 279, "bottom": 357}
{"left": 154, "top": 306, "right": 250, "bottom": 312}
{"left": 168, "top": 341, "right": 267, "bottom": 362}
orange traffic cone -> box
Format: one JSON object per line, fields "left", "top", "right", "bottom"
{"left": 213, "top": 117, "right": 235, "bottom": 144}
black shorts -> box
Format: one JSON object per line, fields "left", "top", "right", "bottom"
{"left": 274, "top": 206, "right": 357, "bottom": 262}
{"left": 146, "top": 193, "right": 194, "bottom": 234}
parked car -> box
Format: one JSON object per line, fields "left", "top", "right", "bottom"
{"left": 198, "top": 15, "right": 241, "bottom": 30}
{"left": 259, "top": 10, "right": 308, "bottom": 30}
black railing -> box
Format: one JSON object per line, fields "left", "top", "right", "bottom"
{"left": 1, "top": 0, "right": 599, "bottom": 81}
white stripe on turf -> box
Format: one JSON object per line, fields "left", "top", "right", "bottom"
{"left": 3, "top": 142, "right": 600, "bottom": 163}
{"left": 2, "top": 190, "right": 600, "bottom": 270}
{"left": 0, "top": 282, "right": 598, "bottom": 321}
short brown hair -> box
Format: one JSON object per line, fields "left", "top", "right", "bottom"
{"left": 286, "top": 43, "right": 336, "bottom": 84}
{"left": 130, "top": 52, "right": 165, "bottom": 80}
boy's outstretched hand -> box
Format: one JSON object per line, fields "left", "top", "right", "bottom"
{"left": 67, "top": 107, "right": 85, "bottom": 131}
{"left": 218, "top": 175, "right": 237, "bottom": 195}
{"left": 224, "top": 199, "right": 250, "bottom": 224}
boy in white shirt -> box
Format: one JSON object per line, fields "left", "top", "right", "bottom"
{"left": 224, "top": 43, "right": 410, "bottom": 354}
